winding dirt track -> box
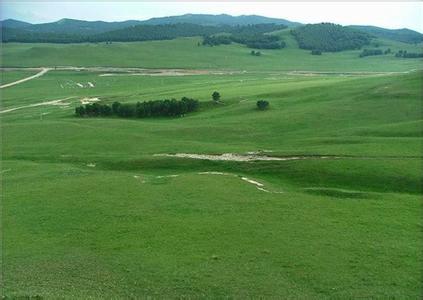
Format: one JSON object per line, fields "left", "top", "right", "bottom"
{"left": 0, "top": 97, "right": 74, "bottom": 114}
{"left": 0, "top": 68, "right": 50, "bottom": 89}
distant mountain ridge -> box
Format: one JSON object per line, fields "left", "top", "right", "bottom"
{"left": 0, "top": 19, "right": 32, "bottom": 29}
{"left": 348, "top": 25, "right": 423, "bottom": 44}
{"left": 1, "top": 14, "right": 422, "bottom": 45}
{"left": 140, "top": 13, "right": 302, "bottom": 27}
{"left": 0, "top": 14, "right": 301, "bottom": 36}
{"left": 1, "top": 18, "right": 143, "bottom": 35}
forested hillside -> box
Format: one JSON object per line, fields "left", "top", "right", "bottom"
{"left": 202, "top": 24, "right": 287, "bottom": 49}
{"left": 140, "top": 13, "right": 301, "bottom": 27}
{"left": 291, "top": 23, "right": 371, "bottom": 52}
{"left": 2, "top": 23, "right": 287, "bottom": 45}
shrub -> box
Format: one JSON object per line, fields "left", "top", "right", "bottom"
{"left": 212, "top": 91, "right": 221, "bottom": 102}
{"left": 359, "top": 49, "right": 383, "bottom": 57}
{"left": 256, "top": 100, "right": 269, "bottom": 110}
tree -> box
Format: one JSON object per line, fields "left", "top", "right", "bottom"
{"left": 212, "top": 91, "right": 221, "bottom": 102}
{"left": 251, "top": 50, "right": 256, "bottom": 55}
{"left": 112, "top": 101, "right": 121, "bottom": 114}
{"left": 75, "top": 106, "right": 85, "bottom": 117}
{"left": 256, "top": 100, "right": 269, "bottom": 110}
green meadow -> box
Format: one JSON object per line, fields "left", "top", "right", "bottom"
{"left": 2, "top": 32, "right": 422, "bottom": 71}
{"left": 1, "top": 35, "right": 422, "bottom": 298}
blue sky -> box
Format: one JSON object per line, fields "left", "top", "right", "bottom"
{"left": 1, "top": 2, "right": 422, "bottom": 33}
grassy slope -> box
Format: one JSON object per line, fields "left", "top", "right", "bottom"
{"left": 2, "top": 67, "right": 422, "bottom": 297}
{"left": 0, "top": 70, "right": 38, "bottom": 85}
{"left": 1, "top": 34, "right": 422, "bottom": 71}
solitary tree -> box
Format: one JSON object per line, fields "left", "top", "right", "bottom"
{"left": 212, "top": 91, "right": 221, "bottom": 102}
{"left": 256, "top": 100, "right": 269, "bottom": 110}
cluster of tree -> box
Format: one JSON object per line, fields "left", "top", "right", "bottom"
{"left": 75, "top": 97, "right": 199, "bottom": 118}
{"left": 359, "top": 49, "right": 383, "bottom": 57}
{"left": 291, "top": 23, "right": 371, "bottom": 52}
{"left": 311, "top": 50, "right": 322, "bottom": 55}
{"left": 251, "top": 50, "right": 261, "bottom": 56}
{"left": 3, "top": 23, "right": 224, "bottom": 43}
{"left": 395, "top": 50, "right": 423, "bottom": 58}
{"left": 202, "top": 35, "right": 232, "bottom": 46}
{"left": 256, "top": 100, "right": 269, "bottom": 110}
{"left": 1, "top": 27, "right": 87, "bottom": 43}
{"left": 202, "top": 24, "right": 287, "bottom": 49}
{"left": 232, "top": 34, "right": 285, "bottom": 49}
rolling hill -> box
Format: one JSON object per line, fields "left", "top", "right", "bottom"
{"left": 17, "top": 18, "right": 144, "bottom": 35}
{"left": 349, "top": 25, "right": 423, "bottom": 44}
{"left": 139, "top": 13, "right": 301, "bottom": 27}
{"left": 0, "top": 18, "right": 32, "bottom": 29}
{"left": 0, "top": 14, "right": 300, "bottom": 37}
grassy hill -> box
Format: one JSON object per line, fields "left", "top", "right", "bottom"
{"left": 1, "top": 67, "right": 422, "bottom": 298}
{"left": 1, "top": 13, "right": 422, "bottom": 299}
{"left": 349, "top": 25, "right": 423, "bottom": 44}
{"left": 2, "top": 35, "right": 422, "bottom": 71}
{"left": 1, "top": 18, "right": 143, "bottom": 35}
{"left": 0, "top": 14, "right": 300, "bottom": 39}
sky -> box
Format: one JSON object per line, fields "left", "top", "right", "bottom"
{"left": 1, "top": 2, "right": 422, "bottom": 33}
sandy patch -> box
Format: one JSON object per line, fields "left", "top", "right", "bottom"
{"left": 80, "top": 97, "right": 100, "bottom": 105}
{"left": 76, "top": 83, "right": 84, "bottom": 88}
{"left": 198, "top": 171, "right": 282, "bottom": 193}
{"left": 155, "top": 153, "right": 304, "bottom": 162}
{"left": 241, "top": 177, "right": 264, "bottom": 187}
{"left": 156, "top": 174, "right": 179, "bottom": 178}
{"left": 155, "top": 153, "right": 340, "bottom": 162}
{"left": 198, "top": 171, "right": 229, "bottom": 175}
{"left": 87, "top": 82, "right": 95, "bottom": 88}
{"left": 86, "top": 163, "right": 96, "bottom": 167}
{"left": 0, "top": 97, "right": 75, "bottom": 114}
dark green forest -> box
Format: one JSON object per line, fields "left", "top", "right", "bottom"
{"left": 2, "top": 22, "right": 287, "bottom": 47}
{"left": 291, "top": 23, "right": 371, "bottom": 52}
{"left": 202, "top": 24, "right": 286, "bottom": 49}
{"left": 75, "top": 97, "right": 199, "bottom": 118}
{"left": 2, "top": 24, "right": 226, "bottom": 43}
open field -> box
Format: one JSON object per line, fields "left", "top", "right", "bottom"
{"left": 2, "top": 34, "right": 423, "bottom": 71}
{"left": 0, "top": 70, "right": 40, "bottom": 86}
{"left": 1, "top": 41, "right": 422, "bottom": 298}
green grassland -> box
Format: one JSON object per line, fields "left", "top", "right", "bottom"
{"left": 1, "top": 36, "right": 422, "bottom": 298}
{"left": 2, "top": 33, "right": 422, "bottom": 71}
{"left": 0, "top": 70, "right": 38, "bottom": 85}
{"left": 2, "top": 68, "right": 422, "bottom": 298}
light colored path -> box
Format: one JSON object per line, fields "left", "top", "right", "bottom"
{"left": 154, "top": 153, "right": 338, "bottom": 162}
{"left": 0, "top": 68, "right": 50, "bottom": 89}
{"left": 0, "top": 97, "right": 74, "bottom": 114}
